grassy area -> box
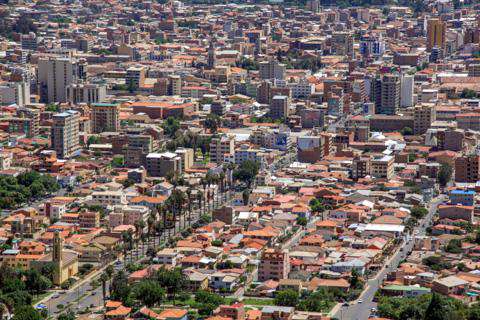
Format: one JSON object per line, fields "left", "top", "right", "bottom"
{"left": 242, "top": 298, "right": 275, "bottom": 306}
{"left": 32, "top": 292, "right": 52, "bottom": 305}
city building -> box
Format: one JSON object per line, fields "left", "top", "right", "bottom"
{"left": 455, "top": 155, "right": 480, "bottom": 183}
{"left": 400, "top": 74, "right": 414, "bottom": 108}
{"left": 269, "top": 95, "right": 289, "bottom": 120}
{"left": 51, "top": 110, "right": 80, "bottom": 159}
{"left": 91, "top": 103, "right": 120, "bottom": 133}
{"left": 449, "top": 190, "right": 475, "bottom": 207}
{"left": 352, "top": 156, "right": 371, "bottom": 180}
{"left": 259, "top": 60, "right": 286, "bottom": 81}
{"left": 378, "top": 74, "right": 400, "bottom": 115}
{"left": 146, "top": 152, "right": 183, "bottom": 177}
{"left": 258, "top": 248, "right": 290, "bottom": 282}
{"left": 38, "top": 57, "right": 79, "bottom": 103}
{"left": 414, "top": 104, "right": 436, "bottom": 135}
{"left": 210, "top": 135, "right": 235, "bottom": 164}
{"left": 371, "top": 155, "right": 394, "bottom": 180}
{"left": 427, "top": 18, "right": 446, "bottom": 51}
{"left": 0, "top": 81, "right": 30, "bottom": 106}
{"left": 126, "top": 66, "right": 146, "bottom": 90}
{"left": 66, "top": 83, "right": 107, "bottom": 104}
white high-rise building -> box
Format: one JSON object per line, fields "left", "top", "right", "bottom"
{"left": 38, "top": 57, "right": 79, "bottom": 103}
{"left": 400, "top": 74, "right": 414, "bottom": 108}
{"left": 51, "top": 110, "right": 80, "bottom": 159}
{"left": 0, "top": 81, "right": 30, "bottom": 106}
{"left": 66, "top": 83, "right": 107, "bottom": 105}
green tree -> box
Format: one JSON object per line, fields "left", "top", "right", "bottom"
{"left": 204, "top": 114, "right": 221, "bottom": 133}
{"left": 296, "top": 216, "right": 307, "bottom": 226}
{"left": 309, "top": 198, "right": 325, "bottom": 214}
{"left": 12, "top": 306, "right": 42, "bottom": 320}
{"left": 425, "top": 293, "right": 453, "bottom": 320}
{"left": 438, "top": 163, "right": 453, "bottom": 187}
{"left": 87, "top": 135, "right": 100, "bottom": 146}
{"left": 110, "top": 271, "right": 132, "bottom": 305}
{"left": 133, "top": 280, "right": 165, "bottom": 307}
{"left": 410, "top": 206, "right": 428, "bottom": 220}
{"left": 445, "top": 239, "right": 462, "bottom": 254}
{"left": 297, "top": 289, "right": 335, "bottom": 312}
{"left": 460, "top": 89, "right": 478, "bottom": 99}
{"left": 24, "top": 269, "right": 51, "bottom": 295}
{"left": 162, "top": 117, "right": 181, "bottom": 138}
{"left": 195, "top": 290, "right": 224, "bottom": 315}
{"left": 233, "top": 160, "right": 260, "bottom": 187}
{"left": 242, "top": 189, "right": 250, "bottom": 205}
{"left": 155, "top": 267, "right": 186, "bottom": 304}
{"left": 58, "top": 311, "right": 76, "bottom": 320}
{"left": 469, "top": 305, "right": 480, "bottom": 320}
{"left": 401, "top": 127, "right": 413, "bottom": 136}
{"left": 349, "top": 268, "right": 362, "bottom": 289}
{"left": 40, "top": 262, "right": 55, "bottom": 282}
{"left": 111, "top": 156, "right": 124, "bottom": 168}
{"left": 274, "top": 290, "right": 299, "bottom": 307}
{"left": 122, "top": 179, "right": 135, "bottom": 188}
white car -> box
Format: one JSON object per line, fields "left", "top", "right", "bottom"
{"left": 358, "top": 299, "right": 363, "bottom": 304}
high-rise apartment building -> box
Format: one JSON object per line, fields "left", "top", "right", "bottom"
{"left": 210, "top": 135, "right": 235, "bottom": 164}
{"left": 427, "top": 18, "right": 446, "bottom": 51}
{"left": 146, "top": 152, "right": 182, "bottom": 177}
{"left": 124, "top": 134, "right": 153, "bottom": 167}
{"left": 259, "top": 60, "right": 286, "bottom": 81}
{"left": 371, "top": 155, "right": 394, "bottom": 180}
{"left": 38, "top": 57, "right": 79, "bottom": 103}
{"left": 332, "top": 32, "right": 354, "bottom": 58}
{"left": 269, "top": 95, "right": 289, "bottom": 120}
{"left": 378, "top": 74, "right": 400, "bottom": 115}
{"left": 455, "top": 155, "right": 480, "bottom": 183}
{"left": 400, "top": 74, "right": 414, "bottom": 108}
{"left": 0, "top": 81, "right": 30, "bottom": 107}
{"left": 66, "top": 83, "right": 106, "bottom": 105}
{"left": 51, "top": 110, "right": 80, "bottom": 159}
{"left": 413, "top": 103, "right": 436, "bottom": 135}
{"left": 91, "top": 103, "right": 120, "bottom": 133}
{"left": 125, "top": 66, "right": 145, "bottom": 90}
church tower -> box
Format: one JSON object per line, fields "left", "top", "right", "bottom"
{"left": 52, "top": 230, "right": 63, "bottom": 285}
{"left": 207, "top": 40, "right": 216, "bottom": 70}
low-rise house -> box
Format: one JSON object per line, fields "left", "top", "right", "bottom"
{"left": 216, "top": 303, "right": 246, "bottom": 320}
{"left": 260, "top": 306, "right": 294, "bottom": 320}
{"left": 329, "top": 258, "right": 366, "bottom": 275}
{"left": 186, "top": 272, "right": 209, "bottom": 291}
{"left": 307, "top": 277, "right": 350, "bottom": 292}
{"left": 432, "top": 276, "right": 469, "bottom": 296}
{"left": 156, "top": 248, "right": 179, "bottom": 266}
{"left": 210, "top": 272, "right": 240, "bottom": 292}
{"left": 381, "top": 284, "right": 431, "bottom": 297}
{"left": 278, "top": 279, "right": 303, "bottom": 293}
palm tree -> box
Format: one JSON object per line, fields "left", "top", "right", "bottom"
{"left": 100, "top": 272, "right": 109, "bottom": 304}
{"left": 134, "top": 220, "right": 145, "bottom": 260}
{"left": 197, "top": 191, "right": 203, "bottom": 216}
{"left": 219, "top": 171, "right": 226, "bottom": 203}
{"left": 147, "top": 211, "right": 156, "bottom": 246}
{"left": 186, "top": 188, "right": 192, "bottom": 227}
{"left": 121, "top": 231, "right": 132, "bottom": 262}
{"left": 202, "top": 180, "right": 207, "bottom": 215}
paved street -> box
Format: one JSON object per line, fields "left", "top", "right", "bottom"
{"left": 38, "top": 188, "right": 229, "bottom": 317}
{"left": 333, "top": 196, "right": 445, "bottom": 320}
